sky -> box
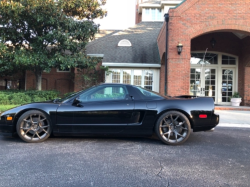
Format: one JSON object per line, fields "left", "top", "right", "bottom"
{"left": 95, "top": 0, "right": 136, "bottom": 30}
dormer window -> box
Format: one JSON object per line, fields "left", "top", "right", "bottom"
{"left": 118, "top": 39, "right": 132, "bottom": 47}
{"left": 143, "top": 8, "right": 163, "bottom": 21}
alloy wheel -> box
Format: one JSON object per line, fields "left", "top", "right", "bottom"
{"left": 17, "top": 110, "right": 51, "bottom": 143}
{"left": 156, "top": 111, "right": 191, "bottom": 145}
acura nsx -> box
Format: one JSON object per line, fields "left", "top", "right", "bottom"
{"left": 0, "top": 84, "right": 219, "bottom": 145}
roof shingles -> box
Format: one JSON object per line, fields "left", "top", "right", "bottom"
{"left": 86, "top": 22, "right": 163, "bottom": 64}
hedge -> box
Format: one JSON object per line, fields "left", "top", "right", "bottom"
{"left": 0, "top": 105, "right": 19, "bottom": 113}
{"left": 0, "top": 90, "right": 60, "bottom": 105}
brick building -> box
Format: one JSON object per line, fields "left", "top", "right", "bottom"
{"left": 157, "top": 0, "right": 250, "bottom": 106}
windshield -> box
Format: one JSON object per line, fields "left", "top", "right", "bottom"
{"left": 59, "top": 87, "right": 95, "bottom": 102}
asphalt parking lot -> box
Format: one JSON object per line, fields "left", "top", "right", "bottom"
{"left": 0, "top": 111, "right": 250, "bottom": 187}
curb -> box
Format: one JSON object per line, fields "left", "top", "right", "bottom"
{"left": 215, "top": 106, "right": 250, "bottom": 111}
{"left": 217, "top": 123, "right": 250, "bottom": 128}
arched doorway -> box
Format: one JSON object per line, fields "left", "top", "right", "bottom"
{"left": 157, "top": 0, "right": 250, "bottom": 106}
{"left": 189, "top": 52, "right": 238, "bottom": 105}
{"left": 189, "top": 30, "right": 250, "bottom": 105}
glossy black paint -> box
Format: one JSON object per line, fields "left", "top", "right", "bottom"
{"left": 0, "top": 84, "right": 219, "bottom": 137}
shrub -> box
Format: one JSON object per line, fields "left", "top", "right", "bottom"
{"left": 0, "top": 93, "right": 11, "bottom": 105}
{"left": 63, "top": 92, "right": 75, "bottom": 98}
{"left": 10, "top": 93, "right": 31, "bottom": 105}
{"left": 0, "top": 90, "right": 60, "bottom": 105}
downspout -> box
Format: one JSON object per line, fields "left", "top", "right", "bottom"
{"left": 164, "top": 13, "right": 169, "bottom": 96}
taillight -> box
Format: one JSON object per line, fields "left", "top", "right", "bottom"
{"left": 199, "top": 114, "right": 207, "bottom": 118}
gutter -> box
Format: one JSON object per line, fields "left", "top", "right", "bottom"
{"left": 102, "top": 63, "right": 161, "bottom": 68}
{"left": 164, "top": 13, "right": 169, "bottom": 96}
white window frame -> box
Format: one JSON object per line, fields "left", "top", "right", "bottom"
{"left": 118, "top": 39, "right": 132, "bottom": 47}
{"left": 105, "top": 68, "right": 160, "bottom": 93}
{"left": 142, "top": 8, "right": 163, "bottom": 22}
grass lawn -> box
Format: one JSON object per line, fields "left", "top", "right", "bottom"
{"left": 0, "top": 105, "right": 19, "bottom": 113}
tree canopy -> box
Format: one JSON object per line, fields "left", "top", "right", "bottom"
{"left": 0, "top": 0, "right": 107, "bottom": 90}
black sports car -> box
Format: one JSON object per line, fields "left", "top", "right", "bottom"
{"left": 0, "top": 84, "right": 219, "bottom": 145}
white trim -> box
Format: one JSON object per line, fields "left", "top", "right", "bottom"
{"left": 102, "top": 62, "right": 161, "bottom": 68}
{"left": 139, "top": 4, "right": 161, "bottom": 8}
{"left": 142, "top": 70, "right": 145, "bottom": 88}
{"left": 87, "top": 54, "right": 104, "bottom": 58}
{"left": 138, "top": 1, "right": 181, "bottom": 13}
{"left": 139, "top": 1, "right": 180, "bottom": 7}
{"left": 131, "top": 70, "right": 134, "bottom": 86}
{"left": 120, "top": 70, "right": 123, "bottom": 83}
{"left": 161, "top": 1, "right": 182, "bottom": 5}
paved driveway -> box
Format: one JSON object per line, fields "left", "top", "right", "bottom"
{"left": 0, "top": 123, "right": 250, "bottom": 187}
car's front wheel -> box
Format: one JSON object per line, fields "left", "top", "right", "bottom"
{"left": 155, "top": 111, "right": 191, "bottom": 145}
{"left": 16, "top": 110, "right": 52, "bottom": 143}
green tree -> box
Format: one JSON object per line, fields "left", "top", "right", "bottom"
{"left": 0, "top": 0, "right": 107, "bottom": 90}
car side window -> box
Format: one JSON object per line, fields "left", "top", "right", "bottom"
{"left": 135, "top": 86, "right": 163, "bottom": 99}
{"left": 78, "top": 86, "right": 128, "bottom": 102}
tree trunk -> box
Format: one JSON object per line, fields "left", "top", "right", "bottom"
{"left": 34, "top": 70, "right": 42, "bottom": 90}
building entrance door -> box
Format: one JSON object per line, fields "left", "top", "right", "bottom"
{"left": 218, "top": 68, "right": 236, "bottom": 105}
{"left": 190, "top": 52, "right": 238, "bottom": 105}
{"left": 190, "top": 67, "right": 217, "bottom": 102}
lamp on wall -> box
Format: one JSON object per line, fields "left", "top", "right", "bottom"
{"left": 210, "top": 38, "right": 216, "bottom": 48}
{"left": 177, "top": 42, "right": 183, "bottom": 55}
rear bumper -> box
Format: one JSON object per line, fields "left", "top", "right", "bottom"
{"left": 212, "top": 113, "right": 220, "bottom": 125}
{"left": 193, "top": 113, "right": 219, "bottom": 132}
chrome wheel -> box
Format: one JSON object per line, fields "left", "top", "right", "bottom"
{"left": 17, "top": 110, "right": 51, "bottom": 143}
{"left": 155, "top": 111, "right": 191, "bottom": 145}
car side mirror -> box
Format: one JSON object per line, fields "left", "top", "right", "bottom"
{"left": 125, "top": 94, "right": 134, "bottom": 100}
{"left": 73, "top": 97, "right": 84, "bottom": 107}
{"left": 73, "top": 97, "right": 80, "bottom": 105}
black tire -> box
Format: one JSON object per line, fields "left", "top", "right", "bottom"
{"left": 155, "top": 111, "right": 191, "bottom": 145}
{"left": 16, "top": 110, "right": 52, "bottom": 143}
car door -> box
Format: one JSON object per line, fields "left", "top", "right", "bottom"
{"left": 56, "top": 85, "right": 135, "bottom": 134}
{"left": 122, "top": 85, "right": 162, "bottom": 136}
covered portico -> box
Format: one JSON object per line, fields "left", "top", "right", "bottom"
{"left": 158, "top": 0, "right": 250, "bottom": 106}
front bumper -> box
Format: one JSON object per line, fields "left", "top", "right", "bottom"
{"left": 0, "top": 116, "right": 15, "bottom": 136}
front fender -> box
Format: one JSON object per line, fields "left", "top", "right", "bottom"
{"left": 1, "top": 103, "right": 60, "bottom": 132}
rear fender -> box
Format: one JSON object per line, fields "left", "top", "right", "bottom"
{"left": 156, "top": 97, "right": 215, "bottom": 129}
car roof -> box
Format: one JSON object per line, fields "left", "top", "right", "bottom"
{"left": 99, "top": 83, "right": 132, "bottom": 86}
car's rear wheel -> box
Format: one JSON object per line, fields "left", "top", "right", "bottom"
{"left": 16, "top": 110, "right": 52, "bottom": 143}
{"left": 155, "top": 111, "right": 191, "bottom": 145}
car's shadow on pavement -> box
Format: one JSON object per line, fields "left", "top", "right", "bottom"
{"left": 0, "top": 131, "right": 208, "bottom": 146}
{"left": 0, "top": 135, "right": 24, "bottom": 143}
{"left": 0, "top": 134, "right": 160, "bottom": 144}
